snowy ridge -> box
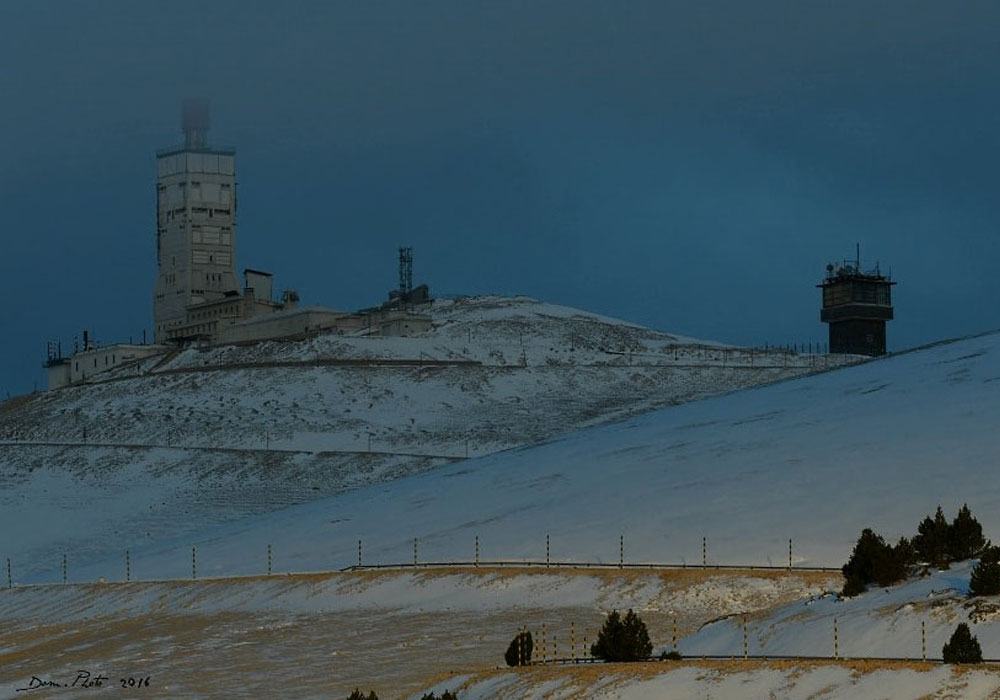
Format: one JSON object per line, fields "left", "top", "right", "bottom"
{"left": 0, "top": 296, "right": 840, "bottom": 580}
{"left": 30, "top": 326, "right": 1000, "bottom": 589}
{"left": 410, "top": 664, "right": 1000, "bottom": 700}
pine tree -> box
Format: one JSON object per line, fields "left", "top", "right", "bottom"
{"left": 913, "top": 506, "right": 952, "bottom": 569}
{"left": 842, "top": 529, "right": 909, "bottom": 595}
{"left": 949, "top": 504, "right": 987, "bottom": 561}
{"left": 942, "top": 623, "right": 983, "bottom": 663}
{"left": 970, "top": 559, "right": 1000, "bottom": 597}
{"left": 591, "top": 609, "right": 652, "bottom": 662}
{"left": 981, "top": 546, "right": 1000, "bottom": 565}
{"left": 347, "top": 690, "right": 378, "bottom": 700}
{"left": 504, "top": 630, "right": 533, "bottom": 667}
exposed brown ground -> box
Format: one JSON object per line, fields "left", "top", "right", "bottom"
{"left": 0, "top": 567, "right": 840, "bottom": 699}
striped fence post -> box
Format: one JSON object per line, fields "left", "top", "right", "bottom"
{"left": 834, "top": 618, "right": 839, "bottom": 659}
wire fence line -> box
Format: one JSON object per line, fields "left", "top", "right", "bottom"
{"left": 514, "top": 615, "right": 983, "bottom": 667}
{"left": 339, "top": 560, "right": 842, "bottom": 574}
{"left": 2, "top": 534, "right": 844, "bottom": 590}
{"left": 518, "top": 654, "right": 999, "bottom": 666}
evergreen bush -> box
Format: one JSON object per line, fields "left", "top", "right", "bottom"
{"left": 913, "top": 506, "right": 952, "bottom": 569}
{"left": 949, "top": 504, "right": 988, "bottom": 561}
{"left": 504, "top": 630, "right": 533, "bottom": 667}
{"left": 591, "top": 609, "right": 652, "bottom": 662}
{"left": 942, "top": 623, "right": 982, "bottom": 664}
{"left": 346, "top": 690, "right": 378, "bottom": 700}
{"left": 419, "top": 692, "right": 457, "bottom": 700}
{"left": 841, "top": 529, "right": 910, "bottom": 596}
{"left": 970, "top": 559, "right": 1000, "bottom": 597}
{"left": 981, "top": 545, "right": 1000, "bottom": 565}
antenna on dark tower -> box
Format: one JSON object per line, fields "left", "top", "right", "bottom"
{"left": 182, "top": 98, "right": 210, "bottom": 149}
{"left": 399, "top": 247, "right": 413, "bottom": 296}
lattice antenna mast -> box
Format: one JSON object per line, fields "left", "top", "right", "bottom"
{"left": 399, "top": 247, "right": 413, "bottom": 295}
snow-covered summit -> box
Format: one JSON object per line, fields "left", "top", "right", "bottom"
{"left": 0, "top": 296, "right": 833, "bottom": 580}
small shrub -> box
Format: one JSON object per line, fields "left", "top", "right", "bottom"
{"left": 659, "top": 650, "right": 682, "bottom": 660}
{"left": 504, "top": 630, "right": 533, "bottom": 667}
{"left": 970, "top": 559, "right": 1000, "bottom": 597}
{"left": 347, "top": 691, "right": 378, "bottom": 700}
{"left": 942, "top": 623, "right": 983, "bottom": 663}
{"left": 591, "top": 609, "right": 652, "bottom": 662}
{"left": 420, "top": 693, "right": 457, "bottom": 700}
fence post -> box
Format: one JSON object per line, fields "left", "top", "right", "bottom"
{"left": 834, "top": 618, "right": 839, "bottom": 659}
{"left": 413, "top": 537, "right": 418, "bottom": 567}
{"left": 554, "top": 635, "right": 558, "bottom": 662}
{"left": 673, "top": 618, "right": 678, "bottom": 652}
{"left": 619, "top": 534, "right": 624, "bottom": 569}
{"left": 62, "top": 553, "right": 67, "bottom": 585}
{"left": 921, "top": 620, "right": 926, "bottom": 661}
{"left": 358, "top": 539, "right": 362, "bottom": 568}
{"left": 546, "top": 534, "right": 550, "bottom": 568}
{"left": 702, "top": 537, "right": 707, "bottom": 568}
{"left": 475, "top": 536, "right": 479, "bottom": 568}
{"left": 126, "top": 550, "right": 131, "bottom": 583}
{"left": 192, "top": 547, "right": 197, "bottom": 580}
{"left": 6, "top": 557, "right": 10, "bottom": 588}
{"left": 789, "top": 539, "right": 793, "bottom": 570}
{"left": 267, "top": 544, "right": 272, "bottom": 576}
{"left": 743, "top": 617, "right": 748, "bottom": 659}
{"left": 542, "top": 623, "right": 547, "bottom": 664}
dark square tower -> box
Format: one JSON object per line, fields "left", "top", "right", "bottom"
{"left": 818, "top": 255, "right": 895, "bottom": 357}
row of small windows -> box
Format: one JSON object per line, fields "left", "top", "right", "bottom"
{"left": 190, "top": 303, "right": 238, "bottom": 321}
{"left": 74, "top": 354, "right": 117, "bottom": 372}
{"left": 162, "top": 207, "right": 232, "bottom": 221}
{"left": 192, "top": 251, "right": 232, "bottom": 266}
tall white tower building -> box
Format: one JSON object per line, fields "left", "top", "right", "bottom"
{"left": 153, "top": 100, "right": 238, "bottom": 342}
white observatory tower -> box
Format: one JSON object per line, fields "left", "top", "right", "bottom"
{"left": 152, "top": 99, "right": 238, "bottom": 342}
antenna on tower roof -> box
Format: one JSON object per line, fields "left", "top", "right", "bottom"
{"left": 182, "top": 98, "right": 210, "bottom": 149}
{"left": 399, "top": 246, "right": 413, "bottom": 296}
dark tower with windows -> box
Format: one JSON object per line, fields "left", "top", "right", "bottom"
{"left": 818, "top": 249, "right": 895, "bottom": 356}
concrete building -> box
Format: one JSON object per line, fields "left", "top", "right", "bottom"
{"left": 45, "top": 337, "right": 166, "bottom": 390}
{"left": 153, "top": 99, "right": 239, "bottom": 342}
{"left": 43, "top": 101, "right": 435, "bottom": 391}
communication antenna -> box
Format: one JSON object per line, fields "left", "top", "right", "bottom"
{"left": 182, "top": 98, "right": 210, "bottom": 150}
{"left": 399, "top": 247, "right": 413, "bottom": 296}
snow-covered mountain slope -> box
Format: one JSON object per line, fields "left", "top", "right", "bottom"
{"left": 411, "top": 663, "right": 1000, "bottom": 700}
{"left": 0, "top": 296, "right": 841, "bottom": 579}
{"left": 25, "top": 325, "right": 1000, "bottom": 589}
{"left": 0, "top": 568, "right": 836, "bottom": 700}
{"left": 28, "top": 326, "right": 993, "bottom": 586}
{"left": 685, "top": 560, "right": 1000, "bottom": 660}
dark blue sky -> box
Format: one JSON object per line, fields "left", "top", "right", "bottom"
{"left": 2, "top": 2, "right": 999, "bottom": 396}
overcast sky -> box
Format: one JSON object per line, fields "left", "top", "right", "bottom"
{"left": 2, "top": 1, "right": 999, "bottom": 396}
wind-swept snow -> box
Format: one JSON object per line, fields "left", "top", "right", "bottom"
{"left": 0, "top": 296, "right": 839, "bottom": 579}
{"left": 38, "top": 327, "right": 1000, "bottom": 587}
